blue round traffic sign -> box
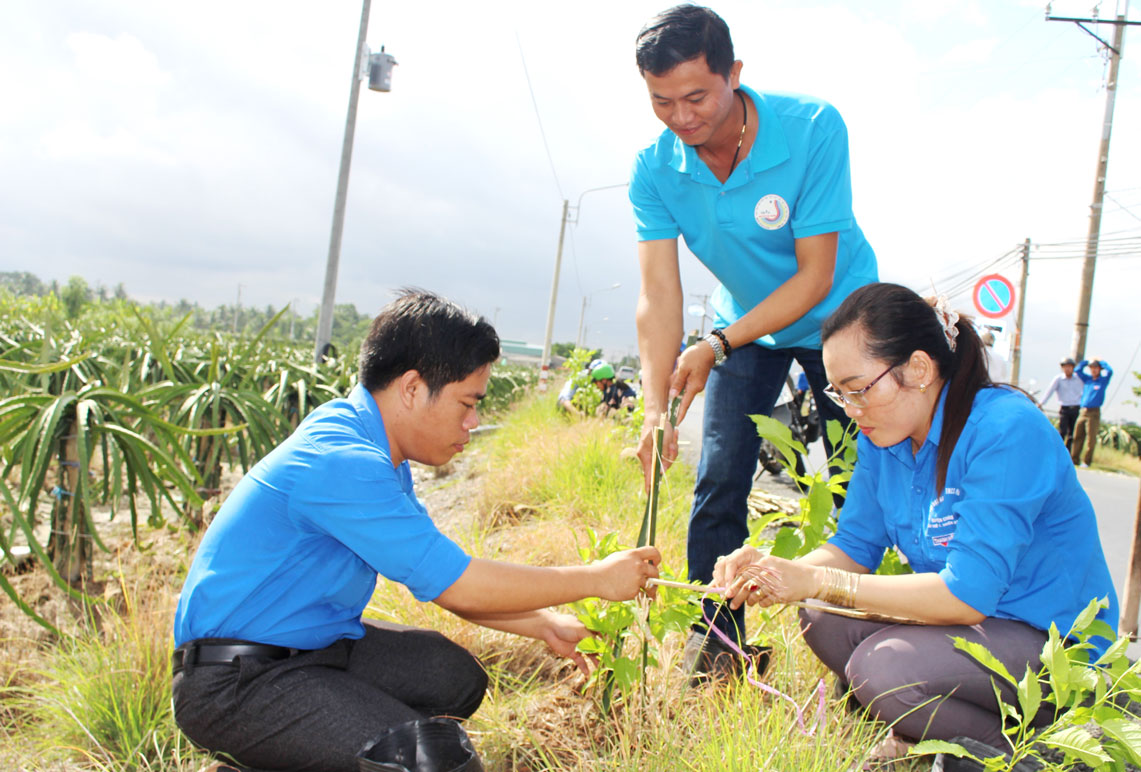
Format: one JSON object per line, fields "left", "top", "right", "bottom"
{"left": 973, "top": 274, "right": 1015, "bottom": 319}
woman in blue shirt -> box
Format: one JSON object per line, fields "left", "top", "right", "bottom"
{"left": 713, "top": 282, "right": 1117, "bottom": 759}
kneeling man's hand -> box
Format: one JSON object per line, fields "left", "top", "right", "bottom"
{"left": 592, "top": 546, "right": 661, "bottom": 601}
{"left": 540, "top": 611, "right": 593, "bottom": 676}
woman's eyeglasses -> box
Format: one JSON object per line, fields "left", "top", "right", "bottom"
{"left": 823, "top": 363, "right": 897, "bottom": 408}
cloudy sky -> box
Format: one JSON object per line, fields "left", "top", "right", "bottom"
{"left": 2, "top": 0, "right": 1139, "bottom": 419}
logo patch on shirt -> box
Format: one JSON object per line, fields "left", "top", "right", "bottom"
{"left": 927, "top": 511, "right": 958, "bottom": 547}
{"left": 754, "top": 194, "right": 790, "bottom": 231}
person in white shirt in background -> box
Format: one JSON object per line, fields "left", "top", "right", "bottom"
{"left": 980, "top": 331, "right": 1009, "bottom": 384}
{"left": 1041, "top": 357, "right": 1082, "bottom": 449}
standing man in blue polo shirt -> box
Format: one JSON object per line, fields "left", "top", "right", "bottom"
{"left": 1071, "top": 357, "right": 1113, "bottom": 467}
{"left": 628, "top": 4, "right": 877, "bottom": 674}
{"left": 172, "top": 291, "right": 660, "bottom": 772}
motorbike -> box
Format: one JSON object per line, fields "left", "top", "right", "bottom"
{"left": 756, "top": 375, "right": 821, "bottom": 485}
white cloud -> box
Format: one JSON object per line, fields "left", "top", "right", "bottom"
{"left": 1, "top": 0, "right": 1138, "bottom": 418}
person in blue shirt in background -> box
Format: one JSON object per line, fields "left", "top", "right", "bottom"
{"left": 172, "top": 291, "right": 660, "bottom": 772}
{"left": 1070, "top": 358, "right": 1113, "bottom": 467}
{"left": 628, "top": 3, "right": 877, "bottom": 677}
{"left": 714, "top": 283, "right": 1116, "bottom": 763}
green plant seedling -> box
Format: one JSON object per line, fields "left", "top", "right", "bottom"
{"left": 910, "top": 597, "right": 1140, "bottom": 771}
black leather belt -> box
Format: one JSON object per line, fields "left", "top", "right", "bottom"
{"left": 173, "top": 640, "right": 294, "bottom": 675}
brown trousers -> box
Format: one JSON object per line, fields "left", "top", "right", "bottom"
{"left": 1071, "top": 407, "right": 1101, "bottom": 465}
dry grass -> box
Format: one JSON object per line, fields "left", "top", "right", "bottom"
{"left": 1, "top": 393, "right": 917, "bottom": 771}
{"left": 1091, "top": 445, "right": 1141, "bottom": 478}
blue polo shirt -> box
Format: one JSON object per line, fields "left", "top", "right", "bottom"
{"left": 173, "top": 384, "right": 471, "bottom": 649}
{"left": 630, "top": 85, "right": 878, "bottom": 349}
{"left": 1077, "top": 360, "right": 1113, "bottom": 408}
{"left": 829, "top": 386, "right": 1117, "bottom": 651}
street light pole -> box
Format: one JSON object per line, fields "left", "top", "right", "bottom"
{"left": 575, "top": 295, "right": 588, "bottom": 351}
{"left": 576, "top": 282, "right": 621, "bottom": 350}
{"left": 315, "top": 0, "right": 372, "bottom": 364}
{"left": 538, "top": 183, "right": 628, "bottom": 390}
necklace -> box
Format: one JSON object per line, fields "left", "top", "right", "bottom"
{"left": 727, "top": 90, "right": 747, "bottom": 176}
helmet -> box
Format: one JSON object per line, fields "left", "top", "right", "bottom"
{"left": 1060, "top": 357, "right": 1076, "bottom": 366}
{"left": 590, "top": 362, "right": 615, "bottom": 381}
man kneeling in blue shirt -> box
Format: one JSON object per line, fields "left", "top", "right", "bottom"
{"left": 172, "top": 290, "right": 660, "bottom": 772}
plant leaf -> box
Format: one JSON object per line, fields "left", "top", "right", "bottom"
{"left": 909, "top": 740, "right": 976, "bottom": 760}
{"left": 951, "top": 636, "right": 1016, "bottom": 684}
{"left": 1017, "top": 663, "right": 1042, "bottom": 726}
{"left": 1100, "top": 718, "right": 1141, "bottom": 767}
{"left": 1039, "top": 725, "right": 1112, "bottom": 767}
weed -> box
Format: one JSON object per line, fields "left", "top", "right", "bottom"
{"left": 2, "top": 572, "right": 209, "bottom": 771}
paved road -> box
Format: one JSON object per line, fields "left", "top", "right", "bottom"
{"left": 675, "top": 392, "right": 705, "bottom": 469}
{"left": 1082, "top": 468, "right": 1141, "bottom": 649}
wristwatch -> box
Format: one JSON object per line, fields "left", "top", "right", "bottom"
{"left": 703, "top": 331, "right": 727, "bottom": 366}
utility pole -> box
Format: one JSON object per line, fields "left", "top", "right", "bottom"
{"left": 538, "top": 199, "right": 569, "bottom": 392}
{"left": 1010, "top": 238, "right": 1031, "bottom": 386}
{"left": 315, "top": 0, "right": 372, "bottom": 364}
{"left": 1049, "top": 4, "right": 1137, "bottom": 360}
{"left": 1122, "top": 479, "right": 1141, "bottom": 639}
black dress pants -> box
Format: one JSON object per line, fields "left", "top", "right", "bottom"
{"left": 172, "top": 619, "right": 488, "bottom": 772}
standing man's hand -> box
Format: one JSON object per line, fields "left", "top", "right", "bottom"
{"left": 636, "top": 420, "right": 678, "bottom": 492}
{"left": 670, "top": 340, "right": 716, "bottom": 425}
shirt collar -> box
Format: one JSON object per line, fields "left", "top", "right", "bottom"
{"left": 666, "top": 84, "right": 790, "bottom": 184}
{"left": 885, "top": 382, "right": 950, "bottom": 465}
{"left": 349, "top": 383, "right": 392, "bottom": 455}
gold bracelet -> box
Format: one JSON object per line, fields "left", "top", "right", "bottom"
{"left": 817, "top": 566, "right": 860, "bottom": 608}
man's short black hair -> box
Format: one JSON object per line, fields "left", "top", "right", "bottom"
{"left": 635, "top": 4, "right": 735, "bottom": 78}
{"left": 358, "top": 289, "right": 500, "bottom": 396}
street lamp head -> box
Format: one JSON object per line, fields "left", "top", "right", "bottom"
{"left": 368, "top": 47, "right": 398, "bottom": 92}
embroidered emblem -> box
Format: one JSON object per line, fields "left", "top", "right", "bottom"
{"left": 754, "top": 194, "right": 790, "bottom": 230}
{"left": 926, "top": 501, "right": 960, "bottom": 549}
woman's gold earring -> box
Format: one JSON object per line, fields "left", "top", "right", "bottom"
{"left": 919, "top": 383, "right": 927, "bottom": 393}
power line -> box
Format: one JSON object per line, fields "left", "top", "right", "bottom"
{"left": 1034, "top": 234, "right": 1141, "bottom": 248}
{"left": 1105, "top": 194, "right": 1141, "bottom": 223}
{"left": 936, "top": 248, "right": 1024, "bottom": 300}
{"left": 515, "top": 32, "right": 563, "bottom": 201}
{"left": 1106, "top": 336, "right": 1141, "bottom": 407}
{"left": 929, "top": 247, "right": 1020, "bottom": 292}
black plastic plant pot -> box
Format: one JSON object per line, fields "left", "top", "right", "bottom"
{"left": 357, "top": 717, "right": 483, "bottom": 772}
